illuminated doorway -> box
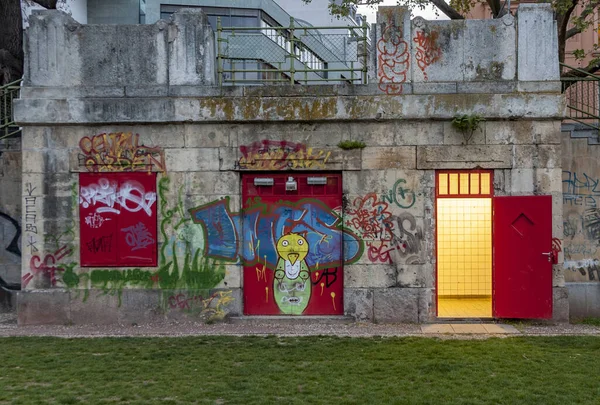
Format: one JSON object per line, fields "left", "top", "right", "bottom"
{"left": 436, "top": 171, "right": 492, "bottom": 318}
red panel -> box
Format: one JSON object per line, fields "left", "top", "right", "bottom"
{"left": 80, "top": 173, "right": 157, "bottom": 267}
{"left": 494, "top": 195, "right": 552, "bottom": 319}
{"left": 242, "top": 173, "right": 344, "bottom": 315}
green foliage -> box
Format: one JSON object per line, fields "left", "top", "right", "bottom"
{"left": 337, "top": 140, "right": 366, "bottom": 150}
{"left": 1, "top": 336, "right": 600, "bottom": 404}
{"left": 574, "top": 317, "right": 600, "bottom": 326}
{"left": 452, "top": 113, "right": 485, "bottom": 144}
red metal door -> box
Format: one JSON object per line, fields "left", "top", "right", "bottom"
{"left": 242, "top": 173, "right": 344, "bottom": 315}
{"left": 493, "top": 196, "right": 552, "bottom": 319}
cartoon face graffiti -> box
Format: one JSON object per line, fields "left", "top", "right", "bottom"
{"left": 274, "top": 233, "right": 311, "bottom": 314}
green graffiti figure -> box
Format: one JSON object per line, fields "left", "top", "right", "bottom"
{"left": 274, "top": 233, "right": 311, "bottom": 314}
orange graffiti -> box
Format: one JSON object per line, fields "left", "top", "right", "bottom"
{"left": 79, "top": 132, "right": 166, "bottom": 173}
{"left": 331, "top": 292, "right": 337, "bottom": 311}
{"left": 238, "top": 140, "right": 331, "bottom": 170}
{"left": 377, "top": 15, "right": 410, "bottom": 94}
{"left": 413, "top": 30, "right": 442, "bottom": 81}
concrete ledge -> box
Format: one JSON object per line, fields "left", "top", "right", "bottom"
{"left": 14, "top": 93, "right": 565, "bottom": 125}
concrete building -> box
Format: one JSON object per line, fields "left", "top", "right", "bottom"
{"left": 7, "top": 4, "right": 572, "bottom": 325}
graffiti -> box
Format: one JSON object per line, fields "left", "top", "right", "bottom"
{"left": 79, "top": 132, "right": 166, "bottom": 173}
{"left": 380, "top": 179, "right": 416, "bottom": 209}
{"left": 583, "top": 208, "right": 600, "bottom": 241}
{"left": 80, "top": 178, "right": 157, "bottom": 216}
{"left": 0, "top": 212, "right": 21, "bottom": 257}
{"left": 564, "top": 243, "right": 598, "bottom": 258}
{"left": 551, "top": 237, "right": 561, "bottom": 264}
{"left": 86, "top": 235, "right": 112, "bottom": 254}
{"left": 237, "top": 140, "right": 331, "bottom": 171}
{"left": 167, "top": 291, "right": 233, "bottom": 316}
{"left": 273, "top": 233, "right": 311, "bottom": 314}
{"left": 23, "top": 245, "right": 74, "bottom": 287}
{"left": 313, "top": 268, "right": 337, "bottom": 289}
{"left": 564, "top": 259, "right": 600, "bottom": 281}
{"left": 563, "top": 194, "right": 596, "bottom": 207}
{"left": 190, "top": 197, "right": 362, "bottom": 268}
{"left": 377, "top": 15, "right": 410, "bottom": 94}
{"left": 345, "top": 194, "right": 423, "bottom": 264}
{"left": 24, "top": 182, "right": 38, "bottom": 254}
{"left": 563, "top": 171, "right": 600, "bottom": 196}
{"left": 413, "top": 30, "right": 442, "bottom": 80}
{"left": 122, "top": 222, "right": 154, "bottom": 251}
{"left": 84, "top": 212, "right": 111, "bottom": 229}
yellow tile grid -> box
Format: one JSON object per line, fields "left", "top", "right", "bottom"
{"left": 437, "top": 198, "right": 492, "bottom": 305}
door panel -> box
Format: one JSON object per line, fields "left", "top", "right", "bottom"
{"left": 494, "top": 195, "right": 552, "bottom": 319}
{"left": 242, "top": 173, "right": 344, "bottom": 315}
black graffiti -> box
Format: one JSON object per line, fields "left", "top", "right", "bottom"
{"left": 86, "top": 235, "right": 113, "bottom": 254}
{"left": 0, "top": 211, "right": 21, "bottom": 257}
{"left": 312, "top": 268, "right": 338, "bottom": 288}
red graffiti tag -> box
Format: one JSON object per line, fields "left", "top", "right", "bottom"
{"left": 168, "top": 292, "right": 219, "bottom": 310}
{"left": 551, "top": 237, "right": 562, "bottom": 264}
{"left": 413, "top": 30, "right": 442, "bottom": 81}
{"left": 23, "top": 245, "right": 72, "bottom": 287}
{"left": 377, "top": 16, "right": 410, "bottom": 95}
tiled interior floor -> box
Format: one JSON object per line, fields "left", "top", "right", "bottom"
{"left": 438, "top": 296, "right": 492, "bottom": 318}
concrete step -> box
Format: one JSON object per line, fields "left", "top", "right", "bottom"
{"left": 228, "top": 315, "right": 355, "bottom": 325}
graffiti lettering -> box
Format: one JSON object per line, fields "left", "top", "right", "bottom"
{"left": 122, "top": 222, "right": 154, "bottom": 251}
{"left": 563, "top": 194, "right": 597, "bottom": 207}
{"left": 237, "top": 140, "right": 331, "bottom": 171}
{"left": 413, "top": 30, "right": 442, "bottom": 80}
{"left": 190, "top": 197, "right": 363, "bottom": 268}
{"left": 551, "top": 237, "right": 561, "bottom": 264}
{"left": 0, "top": 212, "right": 21, "bottom": 257}
{"left": 86, "top": 235, "right": 112, "bottom": 254}
{"left": 79, "top": 132, "right": 166, "bottom": 173}
{"left": 80, "top": 178, "right": 156, "bottom": 216}
{"left": 23, "top": 245, "right": 72, "bottom": 287}
{"left": 563, "top": 171, "right": 600, "bottom": 196}
{"left": 380, "top": 179, "right": 416, "bottom": 209}
{"left": 84, "top": 212, "right": 111, "bottom": 229}
{"left": 377, "top": 15, "right": 409, "bottom": 94}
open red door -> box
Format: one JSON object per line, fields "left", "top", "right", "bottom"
{"left": 494, "top": 196, "right": 552, "bottom": 319}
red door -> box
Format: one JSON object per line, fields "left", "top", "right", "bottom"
{"left": 494, "top": 196, "right": 552, "bottom": 319}
{"left": 242, "top": 173, "right": 344, "bottom": 315}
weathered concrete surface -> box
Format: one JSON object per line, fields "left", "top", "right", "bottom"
{"left": 517, "top": 4, "right": 560, "bottom": 81}
{"left": 14, "top": 93, "right": 565, "bottom": 124}
{"left": 12, "top": 5, "right": 568, "bottom": 325}
{"left": 567, "top": 283, "right": 600, "bottom": 319}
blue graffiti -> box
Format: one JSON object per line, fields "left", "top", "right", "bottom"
{"left": 189, "top": 198, "right": 362, "bottom": 267}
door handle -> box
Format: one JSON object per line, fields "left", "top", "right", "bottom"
{"left": 542, "top": 252, "right": 553, "bottom": 263}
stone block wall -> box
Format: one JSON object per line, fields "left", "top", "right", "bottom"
{"left": 11, "top": 5, "right": 568, "bottom": 324}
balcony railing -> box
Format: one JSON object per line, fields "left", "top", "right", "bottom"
{"left": 561, "top": 63, "right": 600, "bottom": 132}
{"left": 0, "top": 79, "right": 22, "bottom": 141}
{"left": 216, "top": 18, "right": 369, "bottom": 86}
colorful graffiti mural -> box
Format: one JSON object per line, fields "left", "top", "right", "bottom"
{"left": 189, "top": 197, "right": 362, "bottom": 268}
{"left": 344, "top": 192, "right": 423, "bottom": 265}
{"left": 79, "top": 132, "right": 166, "bottom": 173}
{"left": 237, "top": 140, "right": 331, "bottom": 170}
{"left": 274, "top": 233, "right": 312, "bottom": 314}
{"left": 377, "top": 14, "right": 410, "bottom": 95}
{"left": 413, "top": 30, "right": 442, "bottom": 80}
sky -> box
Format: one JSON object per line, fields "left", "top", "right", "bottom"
{"left": 357, "top": 0, "right": 449, "bottom": 23}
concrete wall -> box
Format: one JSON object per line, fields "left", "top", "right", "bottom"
{"left": 87, "top": 0, "right": 139, "bottom": 24}
{"left": 561, "top": 129, "right": 600, "bottom": 318}
{"left": 12, "top": 5, "right": 567, "bottom": 325}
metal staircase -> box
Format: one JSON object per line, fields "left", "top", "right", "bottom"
{"left": 0, "top": 79, "right": 22, "bottom": 141}
{"left": 561, "top": 63, "right": 600, "bottom": 144}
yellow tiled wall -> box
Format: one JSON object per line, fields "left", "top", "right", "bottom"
{"left": 437, "top": 198, "right": 492, "bottom": 297}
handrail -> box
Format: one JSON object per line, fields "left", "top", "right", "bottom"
{"left": 0, "top": 79, "right": 22, "bottom": 141}
{"left": 216, "top": 18, "right": 369, "bottom": 86}
{"left": 560, "top": 63, "right": 600, "bottom": 132}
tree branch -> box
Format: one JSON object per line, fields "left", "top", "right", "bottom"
{"left": 486, "top": 0, "right": 502, "bottom": 17}
{"left": 429, "top": 0, "right": 464, "bottom": 19}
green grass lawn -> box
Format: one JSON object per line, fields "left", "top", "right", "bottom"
{"left": 0, "top": 336, "right": 599, "bottom": 404}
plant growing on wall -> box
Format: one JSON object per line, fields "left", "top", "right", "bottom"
{"left": 452, "top": 114, "right": 485, "bottom": 145}
{"left": 337, "top": 140, "right": 366, "bottom": 150}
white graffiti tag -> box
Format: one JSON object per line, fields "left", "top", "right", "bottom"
{"left": 79, "top": 178, "right": 156, "bottom": 216}
{"left": 84, "top": 212, "right": 111, "bottom": 229}
{"left": 122, "top": 222, "right": 155, "bottom": 251}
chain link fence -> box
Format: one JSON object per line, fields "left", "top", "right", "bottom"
{"left": 0, "top": 79, "right": 22, "bottom": 141}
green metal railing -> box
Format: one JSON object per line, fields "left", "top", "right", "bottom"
{"left": 0, "top": 79, "right": 22, "bottom": 141}
{"left": 560, "top": 63, "right": 600, "bottom": 131}
{"left": 216, "top": 18, "right": 369, "bottom": 86}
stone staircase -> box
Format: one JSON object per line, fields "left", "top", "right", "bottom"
{"left": 562, "top": 123, "right": 600, "bottom": 145}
